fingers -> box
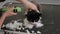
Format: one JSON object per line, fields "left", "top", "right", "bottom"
{"left": 6, "top": 6, "right": 14, "bottom": 12}
{"left": 10, "top": 11, "right": 17, "bottom": 15}
{"left": 6, "top": 6, "right": 17, "bottom": 15}
{"left": 11, "top": 12, "right": 17, "bottom": 15}
{"left": 25, "top": 1, "right": 38, "bottom": 12}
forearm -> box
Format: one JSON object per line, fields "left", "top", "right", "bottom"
{"left": 0, "top": 14, "right": 6, "bottom": 28}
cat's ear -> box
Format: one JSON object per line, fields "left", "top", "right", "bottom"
{"left": 37, "top": 4, "right": 41, "bottom": 11}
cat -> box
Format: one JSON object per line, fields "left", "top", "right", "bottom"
{"left": 24, "top": 9, "right": 43, "bottom": 29}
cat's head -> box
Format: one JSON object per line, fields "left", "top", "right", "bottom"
{"left": 25, "top": 9, "right": 42, "bottom": 22}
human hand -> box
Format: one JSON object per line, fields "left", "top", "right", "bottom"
{"left": 18, "top": 0, "right": 38, "bottom": 11}
{"left": 25, "top": 1, "right": 38, "bottom": 11}
{"left": 3, "top": 6, "right": 17, "bottom": 17}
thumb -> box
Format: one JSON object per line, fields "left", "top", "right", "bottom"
{"left": 11, "top": 12, "right": 17, "bottom": 15}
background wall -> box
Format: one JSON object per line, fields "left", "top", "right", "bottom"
{"left": 0, "top": 0, "right": 60, "bottom": 5}
{"left": 0, "top": 0, "right": 60, "bottom": 8}
{"left": 36, "top": 0, "right": 60, "bottom": 5}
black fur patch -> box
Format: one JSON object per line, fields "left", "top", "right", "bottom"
{"left": 26, "top": 9, "right": 42, "bottom": 22}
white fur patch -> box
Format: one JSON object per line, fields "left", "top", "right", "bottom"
{"left": 34, "top": 19, "right": 43, "bottom": 28}
{"left": 5, "top": 21, "right": 23, "bottom": 30}
{"left": 24, "top": 18, "right": 34, "bottom": 29}
{"left": 24, "top": 18, "right": 44, "bottom": 28}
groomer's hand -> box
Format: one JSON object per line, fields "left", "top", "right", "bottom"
{"left": 18, "top": 0, "right": 38, "bottom": 11}
{"left": 25, "top": 1, "right": 38, "bottom": 11}
{"left": 3, "top": 6, "right": 17, "bottom": 17}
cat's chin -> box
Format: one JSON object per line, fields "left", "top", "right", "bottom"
{"left": 24, "top": 18, "right": 34, "bottom": 29}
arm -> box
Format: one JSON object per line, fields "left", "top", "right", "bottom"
{"left": 0, "top": 13, "right": 6, "bottom": 28}
{"left": 0, "top": 7, "right": 17, "bottom": 28}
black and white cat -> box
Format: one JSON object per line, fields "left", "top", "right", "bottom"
{"left": 24, "top": 9, "right": 44, "bottom": 29}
